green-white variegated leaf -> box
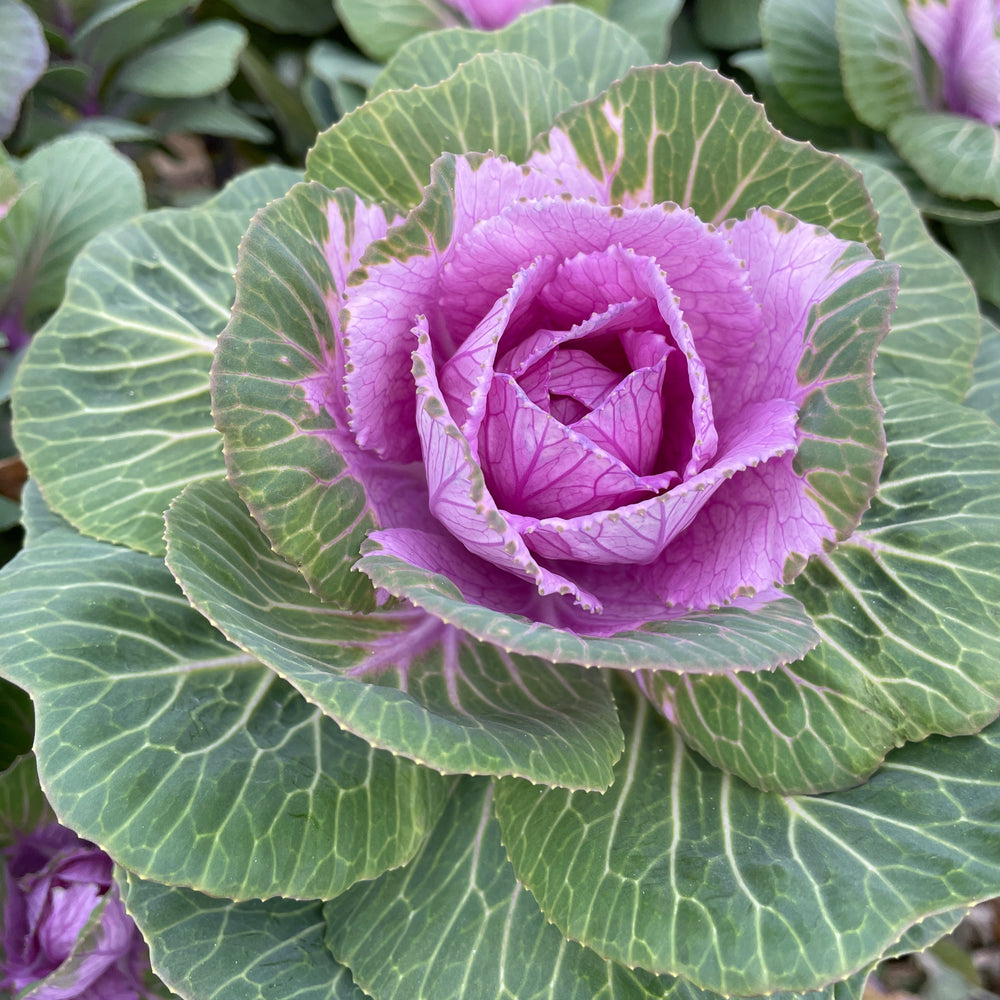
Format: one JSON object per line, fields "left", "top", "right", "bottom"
{"left": 836, "top": 0, "right": 927, "bottom": 131}
{"left": 164, "top": 478, "right": 624, "bottom": 791}
{"left": 606, "top": 0, "right": 683, "bottom": 61}
{"left": 118, "top": 873, "right": 366, "bottom": 1000}
{"left": 12, "top": 166, "right": 299, "bottom": 556}
{"left": 945, "top": 220, "right": 1000, "bottom": 308}
{"left": 0, "top": 0, "right": 47, "bottom": 139}
{"left": 305, "top": 52, "right": 573, "bottom": 213}
{"left": 845, "top": 154, "right": 979, "bottom": 400}
{"left": 326, "top": 776, "right": 871, "bottom": 1000}
{"left": 761, "top": 0, "right": 860, "bottom": 127}
{"left": 495, "top": 678, "right": 1000, "bottom": 997}
{"left": 965, "top": 316, "right": 1000, "bottom": 423}
{"left": 371, "top": 5, "right": 648, "bottom": 102}
{"left": 889, "top": 113, "right": 1000, "bottom": 207}
{"left": 643, "top": 385, "right": 1000, "bottom": 794}
{"left": 0, "top": 526, "right": 448, "bottom": 900}
{"left": 0, "top": 134, "right": 144, "bottom": 326}
{"left": 335, "top": 0, "right": 461, "bottom": 63}
{"left": 530, "top": 63, "right": 881, "bottom": 252}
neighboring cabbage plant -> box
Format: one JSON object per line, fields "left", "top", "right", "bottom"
{"left": 1, "top": 8, "right": 999, "bottom": 1000}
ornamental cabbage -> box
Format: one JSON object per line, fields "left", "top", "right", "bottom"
{"left": 440, "top": 0, "right": 552, "bottom": 30}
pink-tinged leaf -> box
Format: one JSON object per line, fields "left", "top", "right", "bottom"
{"left": 908, "top": 0, "right": 1000, "bottom": 125}
{"left": 480, "top": 372, "right": 676, "bottom": 519}
{"left": 544, "top": 348, "right": 628, "bottom": 408}
{"left": 508, "top": 397, "right": 799, "bottom": 566}
{"left": 441, "top": 0, "right": 551, "bottom": 30}
{"left": 411, "top": 329, "right": 601, "bottom": 610}
{"left": 344, "top": 155, "right": 564, "bottom": 462}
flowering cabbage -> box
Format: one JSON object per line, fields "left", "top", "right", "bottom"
{"left": 907, "top": 0, "right": 1000, "bottom": 124}
{"left": 1, "top": 822, "right": 153, "bottom": 999}
{"left": 440, "top": 0, "right": 551, "bottom": 30}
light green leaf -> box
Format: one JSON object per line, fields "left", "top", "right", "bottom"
{"left": 12, "top": 165, "right": 298, "bottom": 556}
{"left": 119, "top": 874, "right": 366, "bottom": 1000}
{"left": 222, "top": 0, "right": 337, "bottom": 33}
{"left": 163, "top": 477, "right": 625, "bottom": 791}
{"left": 944, "top": 220, "right": 1000, "bottom": 308}
{"left": 306, "top": 52, "right": 573, "bottom": 212}
{"left": 307, "top": 40, "right": 381, "bottom": 120}
{"left": 0, "top": 754, "right": 54, "bottom": 843}
{"left": 644, "top": 385, "right": 1000, "bottom": 795}
{"left": 889, "top": 112, "right": 1000, "bottom": 207}
{"left": 114, "top": 20, "right": 248, "bottom": 99}
{"left": 532, "top": 63, "right": 881, "bottom": 252}
{"left": 761, "top": 0, "right": 859, "bottom": 127}
{"left": 846, "top": 154, "right": 979, "bottom": 401}
{"left": 0, "top": 0, "right": 47, "bottom": 139}
{"left": 72, "top": 0, "right": 195, "bottom": 69}
{"left": 495, "top": 677, "right": 1000, "bottom": 996}
{"left": 0, "top": 526, "right": 448, "bottom": 900}
{"left": 335, "top": 0, "right": 461, "bottom": 62}
{"left": 606, "top": 0, "right": 682, "bottom": 61}
{"left": 836, "top": 0, "right": 927, "bottom": 131}
{"left": 0, "top": 134, "right": 144, "bottom": 327}
{"left": 695, "top": 0, "right": 761, "bottom": 50}
{"left": 371, "top": 5, "right": 648, "bottom": 103}
{"left": 328, "top": 777, "right": 873, "bottom": 1000}
{"left": 965, "top": 315, "right": 1000, "bottom": 423}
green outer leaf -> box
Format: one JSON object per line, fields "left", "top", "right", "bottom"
{"left": 73, "top": 0, "right": 194, "bottom": 68}
{"left": 0, "top": 0, "right": 47, "bottom": 139}
{"left": 359, "top": 536, "right": 820, "bottom": 673}
{"left": 0, "top": 134, "right": 144, "bottom": 325}
{"left": 889, "top": 112, "right": 1000, "bottom": 207}
{"left": 846, "top": 154, "right": 979, "bottom": 401}
{"left": 694, "top": 0, "right": 761, "bottom": 51}
{"left": 0, "top": 526, "right": 448, "bottom": 901}
{"left": 118, "top": 873, "right": 366, "bottom": 1000}
{"left": 371, "top": 6, "right": 649, "bottom": 103}
{"left": 335, "top": 0, "right": 460, "bottom": 62}
{"left": 328, "top": 776, "right": 872, "bottom": 1000}
{"left": 533, "top": 63, "right": 881, "bottom": 253}
{"left": 151, "top": 96, "right": 274, "bottom": 144}
{"left": 645, "top": 385, "right": 1000, "bottom": 794}
{"left": 836, "top": 0, "right": 927, "bottom": 131}
{"left": 114, "top": 20, "right": 248, "bottom": 99}
{"left": 0, "top": 754, "right": 55, "bottom": 844}
{"left": 945, "top": 220, "right": 1000, "bottom": 308}
{"left": 965, "top": 315, "right": 1000, "bottom": 423}
{"left": 213, "top": 183, "right": 378, "bottom": 610}
{"left": 495, "top": 677, "right": 1000, "bottom": 996}
{"left": 761, "top": 0, "right": 859, "bottom": 127}
{"left": 164, "top": 478, "right": 624, "bottom": 791}
{"left": 305, "top": 52, "right": 573, "bottom": 212}
{"left": 606, "top": 0, "right": 683, "bottom": 61}
{"left": 12, "top": 166, "right": 299, "bottom": 556}
{"left": 222, "top": 0, "right": 338, "bottom": 33}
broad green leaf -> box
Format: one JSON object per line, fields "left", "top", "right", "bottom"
{"left": 164, "top": 477, "right": 624, "bottom": 791}
{"left": 0, "top": 525, "right": 448, "bottom": 900}
{"left": 0, "top": 680, "right": 32, "bottom": 769}
{"left": 72, "top": 0, "right": 194, "bottom": 69}
{"left": 495, "top": 678, "right": 1000, "bottom": 996}
{"left": 359, "top": 535, "right": 820, "bottom": 674}
{"left": 761, "top": 0, "right": 859, "bottom": 127}
{"left": 0, "top": 0, "right": 47, "bottom": 139}
{"left": 114, "top": 20, "right": 248, "bottom": 99}
{"left": 944, "top": 220, "right": 1000, "bottom": 308}
{"left": 213, "top": 184, "right": 381, "bottom": 610}
{"left": 20, "top": 475, "right": 72, "bottom": 544}
{"left": 0, "top": 134, "right": 144, "bottom": 326}
{"left": 371, "top": 5, "right": 649, "bottom": 102}
{"left": 151, "top": 96, "right": 273, "bottom": 144}
{"left": 694, "top": 0, "right": 761, "bottom": 50}
{"left": 531, "top": 63, "right": 881, "bottom": 253}
{"left": 846, "top": 154, "right": 979, "bottom": 401}
{"left": 305, "top": 52, "right": 573, "bottom": 212}
{"left": 836, "top": 0, "right": 927, "bottom": 131}
{"left": 0, "top": 754, "right": 54, "bottom": 842}
{"left": 965, "top": 316, "right": 1000, "bottom": 423}
{"left": 889, "top": 112, "right": 1000, "bottom": 207}
{"left": 335, "top": 0, "right": 460, "bottom": 62}
{"left": 307, "top": 41, "right": 381, "bottom": 121}
{"left": 118, "top": 874, "right": 366, "bottom": 1000}
{"left": 606, "top": 0, "right": 682, "bottom": 61}
{"left": 327, "top": 776, "right": 872, "bottom": 1000}
{"left": 645, "top": 386, "right": 1000, "bottom": 794}
{"left": 221, "top": 0, "right": 337, "bottom": 33}
{"left": 12, "top": 165, "right": 298, "bottom": 556}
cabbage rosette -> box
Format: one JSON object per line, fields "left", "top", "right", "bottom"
{"left": 5, "top": 17, "right": 1000, "bottom": 1000}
